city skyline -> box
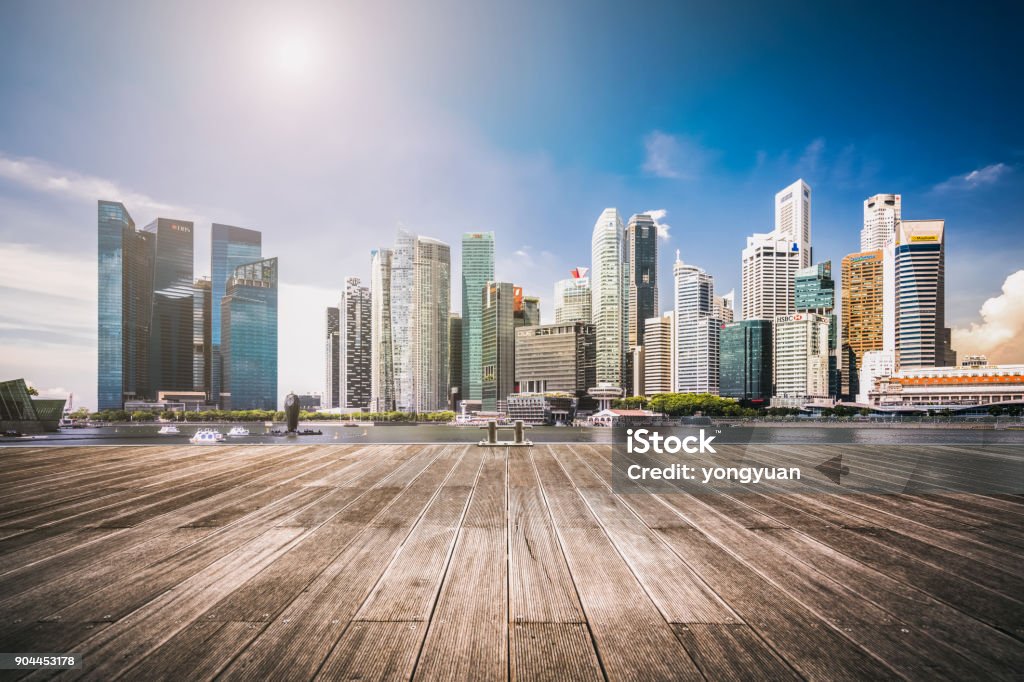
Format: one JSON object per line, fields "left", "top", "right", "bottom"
{"left": 2, "top": 1, "right": 1023, "bottom": 409}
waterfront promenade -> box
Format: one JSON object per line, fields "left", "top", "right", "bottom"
{"left": 0, "top": 443, "right": 1022, "bottom": 680}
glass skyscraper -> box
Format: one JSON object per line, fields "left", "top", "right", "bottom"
{"left": 210, "top": 224, "right": 262, "bottom": 405}
{"left": 626, "top": 213, "right": 658, "bottom": 348}
{"left": 461, "top": 232, "right": 494, "bottom": 402}
{"left": 97, "top": 200, "right": 155, "bottom": 409}
{"left": 142, "top": 218, "right": 195, "bottom": 396}
{"left": 221, "top": 257, "right": 278, "bottom": 411}
{"left": 720, "top": 320, "right": 773, "bottom": 403}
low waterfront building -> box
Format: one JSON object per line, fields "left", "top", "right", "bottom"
{"left": 506, "top": 392, "right": 577, "bottom": 425}
{"left": 0, "top": 379, "right": 66, "bottom": 433}
{"left": 869, "top": 364, "right": 1024, "bottom": 411}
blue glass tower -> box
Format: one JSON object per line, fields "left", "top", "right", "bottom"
{"left": 222, "top": 257, "right": 278, "bottom": 411}
{"left": 210, "top": 224, "right": 262, "bottom": 405}
{"left": 97, "top": 200, "right": 155, "bottom": 409}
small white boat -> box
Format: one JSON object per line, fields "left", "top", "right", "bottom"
{"left": 190, "top": 428, "right": 225, "bottom": 445}
{"left": 158, "top": 425, "right": 181, "bottom": 435}
{"left": 227, "top": 426, "right": 250, "bottom": 437}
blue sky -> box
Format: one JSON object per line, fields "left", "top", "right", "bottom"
{"left": 2, "top": 0, "right": 1022, "bottom": 408}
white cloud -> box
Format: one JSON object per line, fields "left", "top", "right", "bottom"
{"left": 932, "top": 163, "right": 1012, "bottom": 193}
{"left": 952, "top": 269, "right": 1024, "bottom": 364}
{"left": 0, "top": 152, "right": 194, "bottom": 217}
{"left": 641, "top": 131, "right": 714, "bottom": 180}
{"left": 643, "top": 208, "right": 671, "bottom": 240}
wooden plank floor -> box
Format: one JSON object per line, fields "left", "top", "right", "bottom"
{"left": 0, "top": 444, "right": 1022, "bottom": 680}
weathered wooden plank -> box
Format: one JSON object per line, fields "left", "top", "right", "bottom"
{"left": 672, "top": 623, "right": 798, "bottom": 681}
{"left": 118, "top": 620, "right": 263, "bottom": 681}
{"left": 315, "top": 621, "right": 427, "bottom": 682}
{"left": 509, "top": 623, "right": 603, "bottom": 682}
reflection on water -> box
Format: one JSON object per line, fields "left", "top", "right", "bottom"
{"left": 4, "top": 423, "right": 1024, "bottom": 446}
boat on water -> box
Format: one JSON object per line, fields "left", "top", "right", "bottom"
{"left": 158, "top": 425, "right": 181, "bottom": 435}
{"left": 189, "top": 428, "right": 225, "bottom": 445}
{"left": 227, "top": 426, "right": 250, "bottom": 437}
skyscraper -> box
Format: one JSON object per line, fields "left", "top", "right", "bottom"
{"left": 339, "top": 277, "right": 372, "bottom": 409}
{"left": 369, "top": 248, "right": 394, "bottom": 412}
{"left": 221, "top": 257, "right": 278, "bottom": 411}
{"left": 741, "top": 180, "right": 811, "bottom": 319}
{"left": 192, "top": 278, "right": 211, "bottom": 397}
{"left": 892, "top": 220, "right": 948, "bottom": 369}
{"left": 642, "top": 312, "right": 675, "bottom": 395}
{"left": 772, "top": 312, "right": 831, "bottom": 407}
{"left": 515, "top": 321, "right": 596, "bottom": 396}
{"left": 861, "top": 194, "right": 902, "bottom": 251}
{"left": 97, "top": 200, "right": 154, "bottom": 409}
{"left": 461, "top": 232, "right": 494, "bottom": 402}
{"left": 591, "top": 208, "right": 626, "bottom": 390}
{"left": 674, "top": 254, "right": 719, "bottom": 394}
{"left": 554, "top": 268, "right": 592, "bottom": 324}
{"left": 774, "top": 178, "right": 812, "bottom": 268}
{"left": 325, "top": 306, "right": 340, "bottom": 409}
{"left": 625, "top": 213, "right": 659, "bottom": 348}
{"left": 449, "top": 313, "right": 462, "bottom": 410}
{"left": 143, "top": 218, "right": 195, "bottom": 396}
{"left": 714, "top": 291, "right": 735, "bottom": 324}
{"left": 720, "top": 320, "right": 772, "bottom": 404}
{"left": 209, "top": 224, "right": 261, "bottom": 406}
{"left": 841, "top": 250, "right": 884, "bottom": 398}
{"left": 390, "top": 231, "right": 451, "bottom": 412}
{"left": 481, "top": 283, "right": 534, "bottom": 412}
{"left": 795, "top": 262, "right": 839, "bottom": 398}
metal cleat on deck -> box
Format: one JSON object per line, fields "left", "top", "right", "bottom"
{"left": 478, "top": 420, "right": 533, "bottom": 447}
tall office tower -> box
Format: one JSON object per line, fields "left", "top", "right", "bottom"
{"left": 325, "top": 306, "right": 340, "bottom": 409}
{"left": 461, "top": 232, "right": 494, "bottom": 402}
{"left": 391, "top": 231, "right": 451, "bottom": 412}
{"left": 774, "top": 179, "right": 812, "bottom": 267}
{"left": 209, "top": 224, "right": 261, "bottom": 406}
{"left": 369, "top": 248, "right": 394, "bottom": 412}
{"left": 448, "top": 313, "right": 462, "bottom": 410}
{"left": 942, "top": 328, "right": 957, "bottom": 367}
{"left": 794, "top": 261, "right": 839, "bottom": 397}
{"left": 98, "top": 201, "right": 155, "bottom": 409}
{"left": 861, "top": 194, "right": 902, "bottom": 251}
{"left": 772, "top": 312, "right": 831, "bottom": 407}
{"left": 192, "top": 278, "right": 211, "bottom": 398}
{"left": 741, "top": 180, "right": 812, "bottom": 319}
{"left": 841, "top": 250, "right": 884, "bottom": 399}
{"left": 554, "top": 268, "right": 592, "bottom": 323}
{"left": 892, "top": 220, "right": 947, "bottom": 369}
{"left": 481, "top": 282, "right": 517, "bottom": 412}
{"left": 515, "top": 321, "right": 597, "bottom": 396}
{"left": 714, "top": 290, "right": 735, "bottom": 324}
{"left": 142, "top": 218, "right": 195, "bottom": 396}
{"left": 720, "top": 320, "right": 773, "bottom": 404}
{"left": 591, "top": 208, "right": 626, "bottom": 389}
{"left": 642, "top": 313, "right": 675, "bottom": 395}
{"left": 340, "top": 277, "right": 372, "bottom": 409}
{"left": 221, "top": 257, "right": 278, "bottom": 411}
{"left": 625, "top": 214, "right": 659, "bottom": 348}
{"left": 674, "top": 254, "right": 720, "bottom": 394}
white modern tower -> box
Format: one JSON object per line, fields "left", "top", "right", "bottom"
{"left": 591, "top": 208, "right": 626, "bottom": 389}
{"left": 389, "top": 230, "right": 451, "bottom": 412}
{"left": 741, "top": 179, "right": 812, "bottom": 319}
{"left": 774, "top": 178, "right": 812, "bottom": 268}
{"left": 861, "top": 193, "right": 902, "bottom": 251}
{"left": 370, "top": 248, "right": 394, "bottom": 412}
{"left": 674, "top": 252, "right": 719, "bottom": 394}
{"left": 554, "top": 268, "right": 592, "bottom": 324}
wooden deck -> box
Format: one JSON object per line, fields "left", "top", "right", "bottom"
{"left": 0, "top": 443, "right": 1022, "bottom": 680}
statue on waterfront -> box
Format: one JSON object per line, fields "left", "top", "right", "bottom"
{"left": 284, "top": 393, "right": 300, "bottom": 432}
